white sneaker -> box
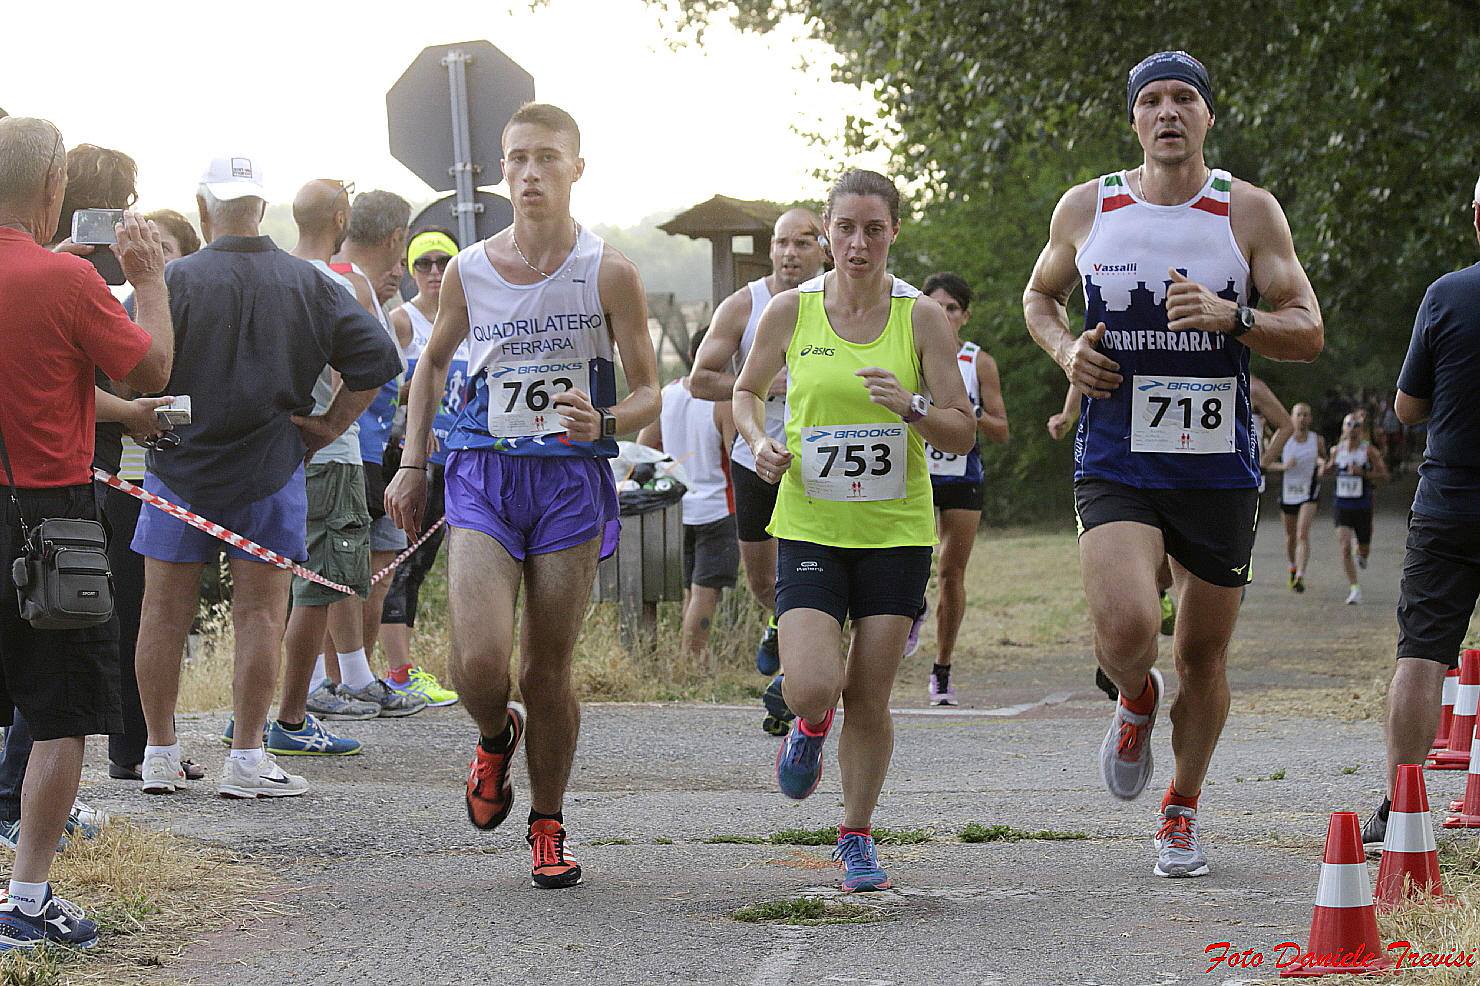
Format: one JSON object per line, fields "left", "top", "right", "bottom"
{"left": 218, "top": 753, "right": 309, "bottom": 799}
{"left": 1346, "top": 585, "right": 1362, "bottom": 605}
{"left": 140, "top": 749, "right": 186, "bottom": 795}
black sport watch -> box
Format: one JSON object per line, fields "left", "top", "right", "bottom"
{"left": 1232, "top": 305, "right": 1256, "bottom": 338}
{"left": 600, "top": 410, "right": 618, "bottom": 438}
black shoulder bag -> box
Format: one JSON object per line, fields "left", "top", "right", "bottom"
{"left": 0, "top": 422, "right": 114, "bottom": 629}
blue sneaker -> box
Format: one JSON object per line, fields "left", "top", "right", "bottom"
{"left": 755, "top": 622, "right": 780, "bottom": 676}
{"left": 775, "top": 708, "right": 832, "bottom": 800}
{"left": 761, "top": 672, "right": 795, "bottom": 736}
{"left": 266, "top": 713, "right": 362, "bottom": 756}
{"left": 0, "top": 889, "right": 99, "bottom": 950}
{"left": 833, "top": 832, "right": 892, "bottom": 893}
{"left": 220, "top": 717, "right": 270, "bottom": 747}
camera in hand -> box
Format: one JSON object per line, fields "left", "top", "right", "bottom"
{"left": 71, "top": 209, "right": 126, "bottom": 286}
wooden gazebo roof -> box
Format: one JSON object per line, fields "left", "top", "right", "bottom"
{"left": 658, "top": 196, "right": 785, "bottom": 239}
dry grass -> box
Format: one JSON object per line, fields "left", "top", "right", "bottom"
{"left": 0, "top": 821, "right": 276, "bottom": 986}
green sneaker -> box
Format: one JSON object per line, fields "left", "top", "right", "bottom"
{"left": 1159, "top": 592, "right": 1176, "bottom": 637}
{"left": 386, "top": 665, "right": 459, "bottom": 707}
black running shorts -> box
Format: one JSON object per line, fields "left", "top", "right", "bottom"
{"left": 932, "top": 479, "right": 984, "bottom": 513}
{"left": 682, "top": 516, "right": 740, "bottom": 590}
{"left": 1333, "top": 505, "right": 1373, "bottom": 546}
{"left": 1074, "top": 477, "right": 1259, "bottom": 588}
{"left": 731, "top": 461, "right": 779, "bottom": 543}
{"left": 1396, "top": 512, "right": 1480, "bottom": 668}
{"left": 775, "top": 539, "right": 932, "bottom": 627}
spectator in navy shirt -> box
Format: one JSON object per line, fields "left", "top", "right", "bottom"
{"left": 131, "top": 155, "right": 400, "bottom": 802}
{"left": 1364, "top": 174, "right": 1480, "bottom": 844}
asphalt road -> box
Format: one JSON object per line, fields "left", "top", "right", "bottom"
{"left": 78, "top": 489, "right": 1437, "bottom": 986}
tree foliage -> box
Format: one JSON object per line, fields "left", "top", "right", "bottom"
{"left": 651, "top": 0, "right": 1480, "bottom": 518}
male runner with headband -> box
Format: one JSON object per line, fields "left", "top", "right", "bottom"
{"left": 690, "top": 209, "right": 826, "bottom": 679}
{"left": 385, "top": 103, "right": 659, "bottom": 890}
{"left": 1025, "top": 51, "right": 1322, "bottom": 878}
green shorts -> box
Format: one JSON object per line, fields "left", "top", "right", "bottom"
{"left": 293, "top": 461, "right": 371, "bottom": 606}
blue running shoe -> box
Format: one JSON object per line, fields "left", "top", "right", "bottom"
{"left": 833, "top": 832, "right": 892, "bottom": 893}
{"left": 775, "top": 708, "right": 832, "bottom": 800}
{"left": 755, "top": 621, "right": 780, "bottom": 676}
{"left": 761, "top": 672, "right": 795, "bottom": 736}
{"left": 0, "top": 889, "right": 99, "bottom": 950}
{"left": 220, "top": 717, "right": 270, "bottom": 747}
{"left": 266, "top": 714, "right": 362, "bottom": 756}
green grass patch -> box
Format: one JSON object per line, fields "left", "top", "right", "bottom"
{"left": 587, "top": 837, "right": 633, "bottom": 846}
{"left": 705, "top": 834, "right": 767, "bottom": 844}
{"left": 706, "top": 827, "right": 934, "bottom": 847}
{"left": 654, "top": 836, "right": 674, "bottom": 845}
{"left": 1341, "top": 765, "right": 1360, "bottom": 775}
{"left": 1238, "top": 769, "right": 1288, "bottom": 782}
{"left": 958, "top": 823, "right": 1090, "bottom": 843}
{"left": 731, "top": 897, "right": 882, "bottom": 926}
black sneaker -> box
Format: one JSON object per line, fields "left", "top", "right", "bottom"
{"left": 1095, "top": 667, "right": 1119, "bottom": 701}
{"left": 1361, "top": 804, "right": 1388, "bottom": 845}
{"left": 0, "top": 890, "right": 99, "bottom": 950}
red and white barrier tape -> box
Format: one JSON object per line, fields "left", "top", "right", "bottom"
{"left": 94, "top": 469, "right": 444, "bottom": 595}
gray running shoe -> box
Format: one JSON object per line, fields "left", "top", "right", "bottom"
{"left": 341, "top": 678, "right": 427, "bottom": 718}
{"left": 306, "top": 681, "right": 380, "bottom": 721}
{"left": 1099, "top": 667, "right": 1162, "bottom": 800}
{"left": 1153, "top": 805, "right": 1210, "bottom": 877}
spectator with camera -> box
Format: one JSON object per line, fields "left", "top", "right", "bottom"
{"left": 130, "top": 155, "right": 399, "bottom": 800}
{"left": 0, "top": 116, "right": 173, "bottom": 950}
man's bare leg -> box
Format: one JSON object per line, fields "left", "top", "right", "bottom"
{"left": 135, "top": 559, "right": 206, "bottom": 746}
{"left": 446, "top": 527, "right": 521, "bottom": 737}
{"left": 1384, "top": 658, "right": 1446, "bottom": 796}
{"left": 519, "top": 535, "right": 601, "bottom": 814}
{"left": 12, "top": 736, "right": 83, "bottom": 883}
{"left": 1080, "top": 522, "right": 1164, "bottom": 699}
{"left": 1166, "top": 559, "right": 1242, "bottom": 798}
{"left": 280, "top": 604, "right": 332, "bottom": 725}
{"left": 740, "top": 539, "right": 777, "bottom": 611}
{"left": 228, "top": 559, "right": 292, "bottom": 750}
{"left": 681, "top": 585, "right": 722, "bottom": 659}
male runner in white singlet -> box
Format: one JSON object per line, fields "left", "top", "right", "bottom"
{"left": 1024, "top": 51, "right": 1322, "bottom": 879}
{"left": 690, "top": 209, "right": 826, "bottom": 677}
{"left": 385, "top": 103, "right": 659, "bottom": 890}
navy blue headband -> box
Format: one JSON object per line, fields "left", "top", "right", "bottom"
{"left": 1127, "top": 51, "right": 1214, "bottom": 121}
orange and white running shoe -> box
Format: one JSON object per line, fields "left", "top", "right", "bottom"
{"left": 528, "top": 819, "right": 583, "bottom": 889}
{"left": 465, "top": 702, "right": 525, "bottom": 831}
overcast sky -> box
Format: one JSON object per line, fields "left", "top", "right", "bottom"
{"left": 2, "top": 0, "right": 879, "bottom": 225}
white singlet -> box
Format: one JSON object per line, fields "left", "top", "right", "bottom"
{"left": 448, "top": 226, "right": 617, "bottom": 457}
{"left": 1280, "top": 431, "right": 1320, "bottom": 505}
{"left": 730, "top": 277, "right": 788, "bottom": 473}
{"left": 660, "top": 379, "right": 733, "bottom": 526}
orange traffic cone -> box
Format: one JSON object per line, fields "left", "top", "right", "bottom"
{"left": 1376, "top": 764, "right": 1446, "bottom": 909}
{"left": 1445, "top": 719, "right": 1480, "bottom": 827}
{"left": 1280, "top": 812, "right": 1393, "bottom": 978}
{"left": 1431, "top": 666, "right": 1460, "bottom": 753}
{"left": 1427, "top": 649, "right": 1480, "bottom": 770}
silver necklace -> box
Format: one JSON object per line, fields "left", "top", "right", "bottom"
{"left": 511, "top": 221, "right": 579, "bottom": 279}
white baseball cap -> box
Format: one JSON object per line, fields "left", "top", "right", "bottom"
{"left": 200, "top": 155, "right": 266, "bottom": 202}
{"left": 1473, "top": 174, "right": 1480, "bottom": 205}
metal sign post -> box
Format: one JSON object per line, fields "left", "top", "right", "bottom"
{"left": 442, "top": 49, "right": 480, "bottom": 248}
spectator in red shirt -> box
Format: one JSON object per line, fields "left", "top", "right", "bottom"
{"left": 0, "top": 116, "right": 172, "bottom": 951}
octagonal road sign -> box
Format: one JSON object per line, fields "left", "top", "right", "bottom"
{"left": 386, "top": 40, "right": 534, "bottom": 193}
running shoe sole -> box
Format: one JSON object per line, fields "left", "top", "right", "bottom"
{"left": 313, "top": 710, "right": 379, "bottom": 721}
{"left": 840, "top": 875, "right": 893, "bottom": 893}
{"left": 218, "top": 782, "right": 308, "bottom": 800}
{"left": 265, "top": 746, "right": 362, "bottom": 757}
{"left": 531, "top": 870, "right": 584, "bottom": 890}
{"left": 1153, "top": 860, "right": 1210, "bottom": 878}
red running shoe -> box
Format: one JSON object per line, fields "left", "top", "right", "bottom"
{"left": 528, "top": 819, "right": 583, "bottom": 889}
{"left": 465, "top": 702, "right": 525, "bottom": 831}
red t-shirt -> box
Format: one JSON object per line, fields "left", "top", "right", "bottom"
{"left": 0, "top": 228, "right": 152, "bottom": 488}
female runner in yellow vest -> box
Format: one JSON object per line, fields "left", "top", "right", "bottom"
{"left": 733, "top": 170, "right": 976, "bottom": 892}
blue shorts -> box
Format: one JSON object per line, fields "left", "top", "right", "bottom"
{"left": 131, "top": 466, "right": 308, "bottom": 564}
{"left": 444, "top": 449, "right": 618, "bottom": 562}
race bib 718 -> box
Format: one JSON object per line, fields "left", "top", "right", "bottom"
{"left": 1130, "top": 375, "right": 1236, "bottom": 455}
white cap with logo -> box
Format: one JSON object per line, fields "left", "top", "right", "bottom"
{"left": 201, "top": 155, "right": 266, "bottom": 202}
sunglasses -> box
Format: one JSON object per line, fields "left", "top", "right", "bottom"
{"left": 412, "top": 255, "right": 452, "bottom": 273}
{"left": 319, "top": 179, "right": 356, "bottom": 201}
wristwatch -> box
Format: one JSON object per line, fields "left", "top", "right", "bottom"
{"left": 1232, "top": 305, "right": 1256, "bottom": 338}
{"left": 600, "top": 410, "right": 618, "bottom": 438}
{"left": 902, "top": 393, "right": 929, "bottom": 424}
